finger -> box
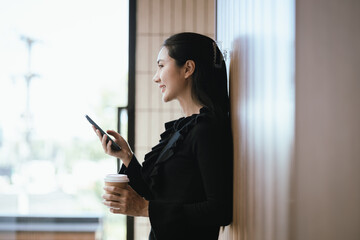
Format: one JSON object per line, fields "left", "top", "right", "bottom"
{"left": 104, "top": 186, "right": 127, "bottom": 194}
{"left": 101, "top": 134, "right": 108, "bottom": 150}
{"left": 110, "top": 207, "right": 123, "bottom": 214}
{"left": 106, "top": 139, "right": 112, "bottom": 152}
{"left": 95, "top": 129, "right": 103, "bottom": 141}
{"left": 102, "top": 193, "right": 122, "bottom": 202}
{"left": 109, "top": 202, "right": 127, "bottom": 213}
{"left": 103, "top": 200, "right": 121, "bottom": 208}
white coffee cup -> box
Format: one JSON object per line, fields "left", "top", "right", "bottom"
{"left": 104, "top": 174, "right": 129, "bottom": 194}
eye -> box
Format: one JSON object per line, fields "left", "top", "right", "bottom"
{"left": 158, "top": 64, "right": 164, "bottom": 69}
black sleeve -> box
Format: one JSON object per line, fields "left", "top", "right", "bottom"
{"left": 119, "top": 155, "right": 152, "bottom": 199}
{"left": 149, "top": 121, "right": 233, "bottom": 227}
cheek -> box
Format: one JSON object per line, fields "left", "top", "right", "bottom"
{"left": 160, "top": 66, "right": 182, "bottom": 90}
{"left": 160, "top": 69, "right": 171, "bottom": 85}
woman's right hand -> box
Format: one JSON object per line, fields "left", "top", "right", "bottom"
{"left": 93, "top": 126, "right": 133, "bottom": 167}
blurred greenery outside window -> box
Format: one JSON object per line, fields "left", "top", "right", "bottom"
{"left": 0, "top": 0, "right": 128, "bottom": 239}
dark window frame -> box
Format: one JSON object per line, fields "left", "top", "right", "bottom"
{"left": 118, "top": 1, "right": 136, "bottom": 240}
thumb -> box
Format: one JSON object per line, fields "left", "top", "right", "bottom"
{"left": 127, "top": 185, "right": 138, "bottom": 195}
{"left": 106, "top": 130, "right": 121, "bottom": 140}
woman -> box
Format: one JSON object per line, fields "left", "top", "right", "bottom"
{"left": 95, "top": 32, "right": 233, "bottom": 240}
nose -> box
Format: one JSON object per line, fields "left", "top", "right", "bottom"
{"left": 153, "top": 70, "right": 160, "bottom": 83}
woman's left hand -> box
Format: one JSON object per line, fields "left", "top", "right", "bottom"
{"left": 102, "top": 185, "right": 149, "bottom": 217}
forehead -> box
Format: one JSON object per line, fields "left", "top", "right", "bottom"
{"left": 157, "top": 47, "right": 169, "bottom": 62}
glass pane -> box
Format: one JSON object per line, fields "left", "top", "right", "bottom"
{"left": 119, "top": 108, "right": 128, "bottom": 138}
{"left": 0, "top": 0, "right": 128, "bottom": 239}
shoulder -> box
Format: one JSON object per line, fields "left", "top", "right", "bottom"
{"left": 188, "top": 109, "right": 230, "bottom": 143}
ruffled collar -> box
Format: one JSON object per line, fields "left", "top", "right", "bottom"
{"left": 158, "top": 107, "right": 210, "bottom": 141}
{"left": 141, "top": 107, "right": 211, "bottom": 193}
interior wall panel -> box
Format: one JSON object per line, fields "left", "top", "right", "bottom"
{"left": 217, "top": 0, "right": 360, "bottom": 240}
{"left": 216, "top": 0, "right": 295, "bottom": 239}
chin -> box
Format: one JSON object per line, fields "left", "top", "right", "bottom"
{"left": 161, "top": 93, "right": 169, "bottom": 102}
{"left": 162, "top": 94, "right": 174, "bottom": 103}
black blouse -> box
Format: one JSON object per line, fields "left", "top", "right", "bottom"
{"left": 119, "top": 107, "right": 233, "bottom": 240}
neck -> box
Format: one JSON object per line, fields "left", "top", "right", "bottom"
{"left": 176, "top": 79, "right": 203, "bottom": 117}
{"left": 177, "top": 97, "right": 203, "bottom": 117}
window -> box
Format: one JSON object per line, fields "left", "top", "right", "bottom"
{"left": 0, "top": 0, "right": 128, "bottom": 239}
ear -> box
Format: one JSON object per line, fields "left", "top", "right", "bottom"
{"left": 184, "top": 60, "right": 195, "bottom": 79}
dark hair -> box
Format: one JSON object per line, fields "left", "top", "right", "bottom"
{"left": 163, "top": 32, "right": 230, "bottom": 118}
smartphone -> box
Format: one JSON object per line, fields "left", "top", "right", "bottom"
{"left": 85, "top": 115, "right": 121, "bottom": 151}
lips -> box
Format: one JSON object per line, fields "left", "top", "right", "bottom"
{"left": 160, "top": 85, "right": 166, "bottom": 93}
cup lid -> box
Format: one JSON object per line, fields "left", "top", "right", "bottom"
{"left": 104, "top": 174, "right": 129, "bottom": 182}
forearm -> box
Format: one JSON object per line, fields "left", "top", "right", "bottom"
{"left": 119, "top": 155, "right": 153, "bottom": 199}
{"left": 121, "top": 150, "right": 133, "bottom": 167}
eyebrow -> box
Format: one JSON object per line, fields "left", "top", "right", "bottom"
{"left": 157, "top": 59, "right": 164, "bottom": 64}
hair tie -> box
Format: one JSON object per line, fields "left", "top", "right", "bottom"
{"left": 213, "top": 42, "right": 223, "bottom": 68}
